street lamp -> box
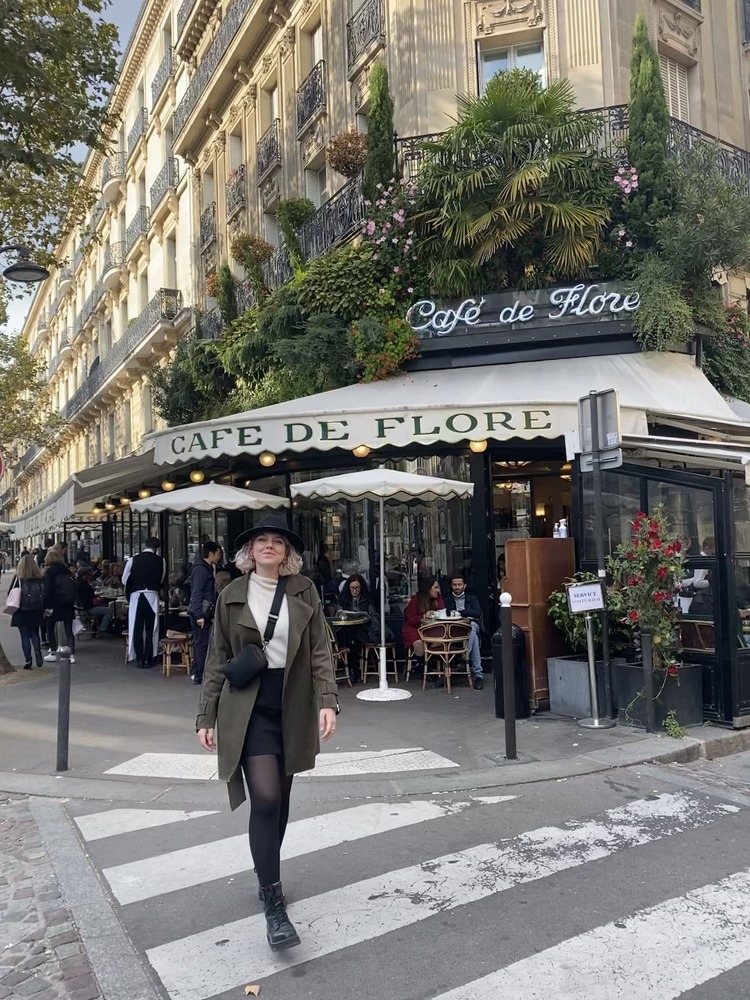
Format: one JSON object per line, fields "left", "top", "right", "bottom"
{"left": 0, "top": 243, "right": 50, "bottom": 284}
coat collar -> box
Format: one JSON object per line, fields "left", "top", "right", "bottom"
{"left": 226, "top": 572, "right": 315, "bottom": 670}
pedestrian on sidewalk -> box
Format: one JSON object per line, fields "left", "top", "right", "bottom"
{"left": 196, "top": 514, "right": 338, "bottom": 953}
{"left": 43, "top": 548, "right": 77, "bottom": 664}
{"left": 188, "top": 540, "right": 222, "bottom": 685}
{"left": 122, "top": 537, "right": 166, "bottom": 668}
{"left": 8, "top": 554, "right": 45, "bottom": 669}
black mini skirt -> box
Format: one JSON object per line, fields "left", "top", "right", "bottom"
{"left": 242, "top": 669, "right": 284, "bottom": 758}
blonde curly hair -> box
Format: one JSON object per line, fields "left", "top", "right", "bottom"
{"left": 234, "top": 539, "right": 303, "bottom": 576}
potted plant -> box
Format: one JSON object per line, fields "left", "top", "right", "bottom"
{"left": 547, "top": 573, "right": 630, "bottom": 718}
{"left": 326, "top": 129, "right": 368, "bottom": 178}
{"left": 608, "top": 505, "right": 703, "bottom": 729}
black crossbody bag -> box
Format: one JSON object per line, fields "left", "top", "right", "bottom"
{"left": 224, "top": 577, "right": 287, "bottom": 690}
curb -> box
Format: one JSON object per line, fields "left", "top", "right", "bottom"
{"left": 1, "top": 726, "right": 749, "bottom": 803}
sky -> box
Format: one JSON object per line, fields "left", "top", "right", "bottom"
{"left": 5, "top": 0, "right": 141, "bottom": 337}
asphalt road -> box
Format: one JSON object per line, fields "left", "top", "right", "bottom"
{"left": 54, "top": 752, "right": 750, "bottom": 1000}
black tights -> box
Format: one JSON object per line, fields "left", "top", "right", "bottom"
{"left": 241, "top": 754, "right": 294, "bottom": 886}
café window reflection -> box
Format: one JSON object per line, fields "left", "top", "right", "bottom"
{"left": 581, "top": 470, "right": 640, "bottom": 561}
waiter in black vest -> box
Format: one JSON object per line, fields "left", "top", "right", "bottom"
{"left": 122, "top": 537, "right": 166, "bottom": 668}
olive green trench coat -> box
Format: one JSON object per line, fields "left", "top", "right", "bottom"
{"left": 196, "top": 572, "right": 338, "bottom": 811}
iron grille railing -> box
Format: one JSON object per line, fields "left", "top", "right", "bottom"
{"left": 346, "top": 0, "right": 385, "bottom": 69}
{"left": 83, "top": 290, "right": 96, "bottom": 323}
{"left": 37, "top": 312, "right": 49, "bottom": 333}
{"left": 126, "top": 206, "right": 150, "bottom": 254}
{"left": 200, "top": 202, "right": 217, "bottom": 249}
{"left": 297, "top": 60, "right": 326, "bottom": 135}
{"left": 299, "top": 175, "right": 365, "bottom": 261}
{"left": 226, "top": 164, "right": 247, "bottom": 220}
{"left": 92, "top": 279, "right": 106, "bottom": 310}
{"left": 234, "top": 278, "right": 254, "bottom": 315}
{"left": 151, "top": 157, "right": 180, "bottom": 208}
{"left": 58, "top": 328, "right": 72, "bottom": 354}
{"left": 58, "top": 267, "right": 73, "bottom": 289}
{"left": 177, "top": 0, "right": 200, "bottom": 38}
{"left": 200, "top": 308, "right": 224, "bottom": 340}
{"left": 73, "top": 247, "right": 84, "bottom": 272}
{"left": 102, "top": 151, "right": 126, "bottom": 187}
{"left": 174, "top": 0, "right": 254, "bottom": 135}
{"left": 257, "top": 119, "right": 281, "bottom": 182}
{"left": 48, "top": 352, "right": 62, "bottom": 379}
{"left": 151, "top": 48, "right": 174, "bottom": 107}
{"left": 103, "top": 242, "right": 125, "bottom": 273}
{"left": 127, "top": 108, "right": 149, "bottom": 157}
{"left": 262, "top": 244, "right": 294, "bottom": 289}
{"left": 61, "top": 289, "right": 182, "bottom": 420}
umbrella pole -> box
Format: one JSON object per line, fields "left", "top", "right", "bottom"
{"left": 379, "top": 497, "right": 387, "bottom": 691}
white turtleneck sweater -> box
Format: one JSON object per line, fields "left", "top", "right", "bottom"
{"left": 248, "top": 574, "right": 290, "bottom": 671}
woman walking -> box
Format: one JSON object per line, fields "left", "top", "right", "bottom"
{"left": 43, "top": 548, "right": 78, "bottom": 663}
{"left": 196, "top": 515, "right": 338, "bottom": 952}
{"left": 8, "top": 555, "right": 45, "bottom": 669}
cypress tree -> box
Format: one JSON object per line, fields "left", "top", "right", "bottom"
{"left": 363, "top": 61, "right": 395, "bottom": 202}
{"left": 626, "top": 14, "right": 672, "bottom": 245}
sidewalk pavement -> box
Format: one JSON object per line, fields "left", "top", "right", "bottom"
{"left": 1, "top": 612, "right": 750, "bottom": 805}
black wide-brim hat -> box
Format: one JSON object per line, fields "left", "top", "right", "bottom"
{"left": 234, "top": 514, "right": 304, "bottom": 555}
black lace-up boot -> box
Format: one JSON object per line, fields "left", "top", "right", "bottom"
{"left": 259, "top": 882, "right": 300, "bottom": 951}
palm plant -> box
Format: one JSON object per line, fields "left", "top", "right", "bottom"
{"left": 417, "top": 69, "right": 615, "bottom": 294}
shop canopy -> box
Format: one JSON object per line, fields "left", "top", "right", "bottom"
{"left": 131, "top": 481, "right": 289, "bottom": 513}
{"left": 146, "top": 352, "right": 742, "bottom": 465}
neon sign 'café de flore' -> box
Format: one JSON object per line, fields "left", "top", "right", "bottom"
{"left": 63, "top": 283, "right": 750, "bottom": 725}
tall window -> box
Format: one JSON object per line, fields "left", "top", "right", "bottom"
{"left": 659, "top": 54, "right": 690, "bottom": 122}
{"left": 311, "top": 22, "right": 323, "bottom": 66}
{"left": 305, "top": 165, "right": 328, "bottom": 208}
{"left": 480, "top": 41, "right": 545, "bottom": 92}
{"left": 263, "top": 212, "right": 279, "bottom": 247}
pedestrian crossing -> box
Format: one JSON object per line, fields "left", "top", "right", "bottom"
{"left": 70, "top": 784, "right": 750, "bottom": 1000}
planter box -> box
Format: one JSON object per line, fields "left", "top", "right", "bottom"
{"left": 547, "top": 654, "right": 607, "bottom": 718}
{"left": 613, "top": 660, "right": 704, "bottom": 729}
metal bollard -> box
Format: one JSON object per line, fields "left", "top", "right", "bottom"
{"left": 55, "top": 621, "right": 72, "bottom": 772}
{"left": 499, "top": 593, "right": 517, "bottom": 761}
{"left": 641, "top": 628, "right": 656, "bottom": 734}
{"left": 578, "top": 613, "right": 615, "bottom": 730}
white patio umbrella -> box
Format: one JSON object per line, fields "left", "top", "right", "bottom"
{"left": 131, "top": 481, "right": 289, "bottom": 513}
{"left": 0, "top": 522, "right": 15, "bottom": 534}
{"left": 291, "top": 468, "right": 474, "bottom": 702}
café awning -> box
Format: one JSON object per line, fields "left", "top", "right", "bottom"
{"left": 145, "top": 352, "right": 744, "bottom": 465}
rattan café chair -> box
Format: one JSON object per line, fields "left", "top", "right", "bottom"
{"left": 418, "top": 620, "right": 473, "bottom": 693}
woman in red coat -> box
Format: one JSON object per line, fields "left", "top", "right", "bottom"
{"left": 402, "top": 576, "right": 445, "bottom": 659}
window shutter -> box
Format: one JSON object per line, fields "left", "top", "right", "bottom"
{"left": 659, "top": 54, "right": 690, "bottom": 122}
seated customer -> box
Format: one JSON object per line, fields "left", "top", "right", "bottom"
{"left": 337, "top": 575, "right": 382, "bottom": 681}
{"left": 402, "top": 576, "right": 445, "bottom": 679}
{"left": 76, "top": 569, "right": 113, "bottom": 636}
{"left": 444, "top": 573, "right": 484, "bottom": 689}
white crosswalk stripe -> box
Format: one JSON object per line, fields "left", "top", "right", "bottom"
{"left": 72, "top": 789, "right": 750, "bottom": 1000}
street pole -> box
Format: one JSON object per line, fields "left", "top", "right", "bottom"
{"left": 500, "top": 593, "right": 517, "bottom": 760}
{"left": 55, "top": 621, "right": 72, "bottom": 772}
{"left": 589, "top": 391, "right": 614, "bottom": 720}
{"left": 578, "top": 613, "right": 615, "bottom": 730}
{"left": 641, "top": 628, "right": 656, "bottom": 734}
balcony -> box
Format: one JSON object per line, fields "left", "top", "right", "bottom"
{"left": 297, "top": 61, "right": 326, "bottom": 136}
{"left": 92, "top": 279, "right": 106, "bottom": 312}
{"left": 73, "top": 247, "right": 84, "bottom": 273}
{"left": 58, "top": 328, "right": 73, "bottom": 360}
{"left": 299, "top": 175, "right": 365, "bottom": 263}
{"left": 127, "top": 108, "right": 149, "bottom": 159}
{"left": 226, "top": 164, "right": 246, "bottom": 221}
{"left": 346, "top": 0, "right": 385, "bottom": 71}
{"left": 263, "top": 244, "right": 294, "bottom": 290}
{"left": 37, "top": 312, "right": 49, "bottom": 335}
{"left": 48, "top": 352, "right": 62, "bottom": 380}
{"left": 234, "top": 277, "right": 254, "bottom": 315}
{"left": 151, "top": 48, "right": 174, "bottom": 108}
{"left": 102, "top": 152, "right": 126, "bottom": 202}
{"left": 103, "top": 242, "right": 125, "bottom": 291}
{"left": 126, "top": 206, "right": 150, "bottom": 257}
{"left": 200, "top": 308, "right": 224, "bottom": 340}
{"left": 60, "top": 289, "right": 183, "bottom": 421}
{"left": 174, "top": 0, "right": 256, "bottom": 144}
{"left": 151, "top": 157, "right": 180, "bottom": 220}
{"left": 176, "top": 0, "right": 220, "bottom": 59}
{"left": 200, "top": 202, "right": 217, "bottom": 250}
{"left": 257, "top": 120, "right": 281, "bottom": 183}
{"left": 57, "top": 267, "right": 73, "bottom": 295}
{"left": 82, "top": 290, "right": 96, "bottom": 327}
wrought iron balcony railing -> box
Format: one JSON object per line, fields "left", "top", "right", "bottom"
{"left": 151, "top": 48, "right": 174, "bottom": 107}
{"left": 102, "top": 151, "right": 126, "bottom": 187}
{"left": 151, "top": 157, "right": 180, "bottom": 208}
{"left": 177, "top": 0, "right": 199, "bottom": 38}
{"left": 346, "top": 0, "right": 385, "bottom": 69}
{"left": 73, "top": 247, "right": 84, "bottom": 272}
{"left": 92, "top": 279, "right": 106, "bottom": 310}
{"left": 82, "top": 290, "right": 96, "bottom": 323}
{"left": 257, "top": 119, "right": 281, "bottom": 182}
{"left": 200, "top": 308, "right": 224, "bottom": 340}
{"left": 126, "top": 206, "right": 150, "bottom": 255}
{"left": 226, "top": 164, "right": 247, "bottom": 220}
{"left": 103, "top": 242, "right": 125, "bottom": 272}
{"left": 127, "top": 108, "right": 149, "bottom": 158}
{"left": 299, "top": 175, "right": 365, "bottom": 263}
{"left": 61, "top": 289, "right": 183, "bottom": 420}
{"left": 200, "top": 202, "right": 217, "bottom": 249}
{"left": 234, "top": 278, "right": 254, "bottom": 315}
{"left": 57, "top": 327, "right": 72, "bottom": 353}
{"left": 174, "top": 0, "right": 254, "bottom": 136}
{"left": 297, "top": 60, "right": 326, "bottom": 135}
{"left": 263, "top": 244, "right": 294, "bottom": 289}
{"left": 37, "top": 312, "right": 49, "bottom": 333}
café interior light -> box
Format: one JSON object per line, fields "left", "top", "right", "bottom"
{"left": 138, "top": 485, "right": 151, "bottom": 499}
{"left": 469, "top": 440, "right": 488, "bottom": 454}
{"left": 161, "top": 479, "right": 176, "bottom": 492}
{"left": 244, "top": 479, "right": 253, "bottom": 487}
{"left": 352, "top": 445, "right": 371, "bottom": 458}
{"left": 561, "top": 462, "right": 572, "bottom": 472}
{"left": 259, "top": 452, "right": 276, "bottom": 468}
{"left": 535, "top": 503, "right": 546, "bottom": 517}
{"left": 120, "top": 496, "right": 131, "bottom": 506}
{"left": 92, "top": 501, "right": 104, "bottom": 514}
{"left": 104, "top": 498, "right": 116, "bottom": 511}
{"left": 189, "top": 469, "right": 205, "bottom": 483}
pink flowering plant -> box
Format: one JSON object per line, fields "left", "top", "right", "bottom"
{"left": 614, "top": 165, "right": 639, "bottom": 196}
{"left": 702, "top": 303, "right": 750, "bottom": 402}
{"left": 361, "top": 178, "right": 430, "bottom": 307}
{"left": 608, "top": 505, "right": 685, "bottom": 675}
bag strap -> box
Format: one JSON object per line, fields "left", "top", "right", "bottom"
{"left": 263, "top": 577, "right": 287, "bottom": 644}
